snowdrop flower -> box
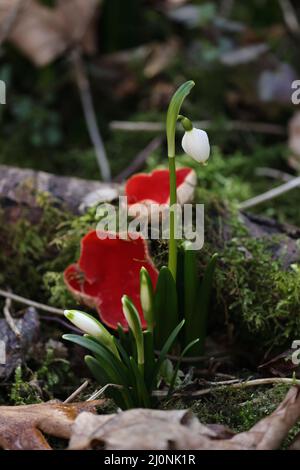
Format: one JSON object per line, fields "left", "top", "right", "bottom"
{"left": 122, "top": 296, "right": 144, "bottom": 368}
{"left": 140, "top": 267, "right": 154, "bottom": 333}
{"left": 64, "top": 309, "right": 119, "bottom": 357}
{"left": 181, "top": 126, "right": 210, "bottom": 164}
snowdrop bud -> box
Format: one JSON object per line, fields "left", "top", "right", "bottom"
{"left": 182, "top": 128, "right": 210, "bottom": 164}
{"left": 122, "top": 296, "right": 144, "bottom": 366}
{"left": 64, "top": 310, "right": 119, "bottom": 357}
{"left": 140, "top": 267, "right": 154, "bottom": 332}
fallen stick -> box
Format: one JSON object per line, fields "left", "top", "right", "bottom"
{"left": 3, "top": 297, "right": 21, "bottom": 337}
{"left": 110, "top": 120, "right": 286, "bottom": 135}
{"left": 64, "top": 380, "right": 90, "bottom": 404}
{"left": 0, "top": 289, "right": 64, "bottom": 316}
{"left": 239, "top": 176, "right": 300, "bottom": 210}
{"left": 153, "top": 377, "right": 300, "bottom": 398}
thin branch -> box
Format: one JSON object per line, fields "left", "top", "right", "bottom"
{"left": 279, "top": 0, "right": 300, "bottom": 36}
{"left": 154, "top": 377, "right": 300, "bottom": 398}
{"left": 40, "top": 315, "right": 81, "bottom": 333}
{"left": 238, "top": 176, "right": 300, "bottom": 210}
{"left": 255, "top": 167, "right": 294, "bottom": 183}
{"left": 64, "top": 380, "right": 90, "bottom": 404}
{"left": 71, "top": 50, "right": 111, "bottom": 182}
{"left": 114, "top": 136, "right": 162, "bottom": 182}
{"left": 0, "top": 0, "right": 26, "bottom": 46}
{"left": 155, "top": 350, "right": 229, "bottom": 363}
{"left": 86, "top": 384, "right": 124, "bottom": 401}
{"left": 110, "top": 120, "right": 285, "bottom": 135}
{"left": 3, "top": 297, "right": 21, "bottom": 337}
{"left": 0, "top": 289, "right": 64, "bottom": 316}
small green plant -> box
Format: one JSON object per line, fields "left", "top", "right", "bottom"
{"left": 63, "top": 81, "right": 217, "bottom": 407}
{"left": 63, "top": 308, "right": 197, "bottom": 409}
{"left": 158, "top": 80, "right": 217, "bottom": 355}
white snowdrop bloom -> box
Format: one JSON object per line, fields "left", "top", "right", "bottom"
{"left": 182, "top": 127, "right": 210, "bottom": 163}
{"left": 64, "top": 310, "right": 119, "bottom": 357}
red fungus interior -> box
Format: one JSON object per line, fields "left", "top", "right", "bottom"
{"left": 125, "top": 168, "right": 192, "bottom": 205}
{"left": 64, "top": 230, "right": 158, "bottom": 330}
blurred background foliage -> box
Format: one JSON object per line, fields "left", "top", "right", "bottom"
{"left": 0, "top": 0, "right": 300, "bottom": 222}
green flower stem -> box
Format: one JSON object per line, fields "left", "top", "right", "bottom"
{"left": 168, "top": 156, "right": 177, "bottom": 280}
{"left": 166, "top": 80, "right": 195, "bottom": 280}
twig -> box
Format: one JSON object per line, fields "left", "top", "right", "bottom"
{"left": 278, "top": 0, "right": 300, "bottom": 36}
{"left": 114, "top": 137, "right": 162, "bottom": 182}
{"left": 86, "top": 384, "right": 123, "bottom": 401}
{"left": 154, "top": 377, "right": 300, "bottom": 398}
{"left": 255, "top": 167, "right": 294, "bottom": 183}
{"left": 0, "top": 289, "right": 64, "bottom": 316}
{"left": 155, "top": 350, "right": 229, "bottom": 363}
{"left": 3, "top": 297, "right": 21, "bottom": 337}
{"left": 238, "top": 176, "right": 300, "bottom": 210}
{"left": 0, "top": 0, "right": 26, "bottom": 46}
{"left": 71, "top": 50, "right": 111, "bottom": 182}
{"left": 64, "top": 380, "right": 90, "bottom": 404}
{"left": 110, "top": 120, "right": 285, "bottom": 136}
{"left": 39, "top": 315, "right": 81, "bottom": 333}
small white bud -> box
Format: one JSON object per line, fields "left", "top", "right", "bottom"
{"left": 64, "top": 310, "right": 119, "bottom": 357}
{"left": 140, "top": 267, "right": 154, "bottom": 332}
{"left": 182, "top": 128, "right": 210, "bottom": 163}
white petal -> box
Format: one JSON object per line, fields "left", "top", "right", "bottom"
{"left": 64, "top": 310, "right": 102, "bottom": 337}
{"left": 182, "top": 128, "right": 210, "bottom": 163}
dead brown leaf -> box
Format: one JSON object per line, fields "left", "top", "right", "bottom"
{"left": 69, "top": 387, "right": 300, "bottom": 450}
{"left": 0, "top": 0, "right": 101, "bottom": 66}
{"left": 144, "top": 38, "right": 180, "bottom": 78}
{"left": 0, "top": 399, "right": 104, "bottom": 450}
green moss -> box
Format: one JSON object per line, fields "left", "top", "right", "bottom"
{"left": 163, "top": 384, "right": 300, "bottom": 446}
{"left": 0, "top": 193, "right": 70, "bottom": 302}
{"left": 8, "top": 345, "right": 75, "bottom": 405}
{"left": 9, "top": 366, "right": 43, "bottom": 405}
{"left": 213, "top": 235, "right": 300, "bottom": 349}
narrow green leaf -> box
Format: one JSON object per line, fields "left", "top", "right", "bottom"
{"left": 183, "top": 243, "right": 198, "bottom": 348}
{"left": 85, "top": 356, "right": 131, "bottom": 409}
{"left": 191, "top": 253, "right": 218, "bottom": 355}
{"left": 154, "top": 266, "right": 179, "bottom": 349}
{"left": 168, "top": 339, "right": 200, "bottom": 396}
{"left": 151, "top": 319, "right": 185, "bottom": 389}
{"left": 140, "top": 267, "right": 155, "bottom": 332}
{"left": 122, "top": 295, "right": 144, "bottom": 368}
{"left": 63, "top": 334, "right": 129, "bottom": 386}
{"left": 166, "top": 80, "right": 195, "bottom": 157}
{"left": 143, "top": 330, "right": 155, "bottom": 388}
{"left": 130, "top": 357, "right": 152, "bottom": 408}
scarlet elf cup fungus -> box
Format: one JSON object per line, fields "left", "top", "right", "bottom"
{"left": 125, "top": 167, "right": 196, "bottom": 217}
{"left": 64, "top": 230, "right": 158, "bottom": 330}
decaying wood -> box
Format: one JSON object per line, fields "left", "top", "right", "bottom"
{"left": 0, "top": 307, "right": 39, "bottom": 380}
{"left": 0, "top": 164, "right": 119, "bottom": 214}
{"left": 0, "top": 165, "right": 299, "bottom": 268}
{"left": 69, "top": 387, "right": 300, "bottom": 450}
{"left": 0, "top": 399, "right": 104, "bottom": 450}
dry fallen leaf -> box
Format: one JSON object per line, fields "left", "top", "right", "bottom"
{"left": 0, "top": 399, "right": 104, "bottom": 450}
{"left": 0, "top": 0, "right": 101, "bottom": 66}
{"left": 69, "top": 387, "right": 300, "bottom": 450}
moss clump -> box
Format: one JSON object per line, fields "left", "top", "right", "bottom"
{"left": 214, "top": 235, "right": 300, "bottom": 350}
{"left": 8, "top": 345, "right": 75, "bottom": 405}
{"left": 0, "top": 193, "right": 70, "bottom": 303}
{"left": 163, "top": 384, "right": 300, "bottom": 446}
